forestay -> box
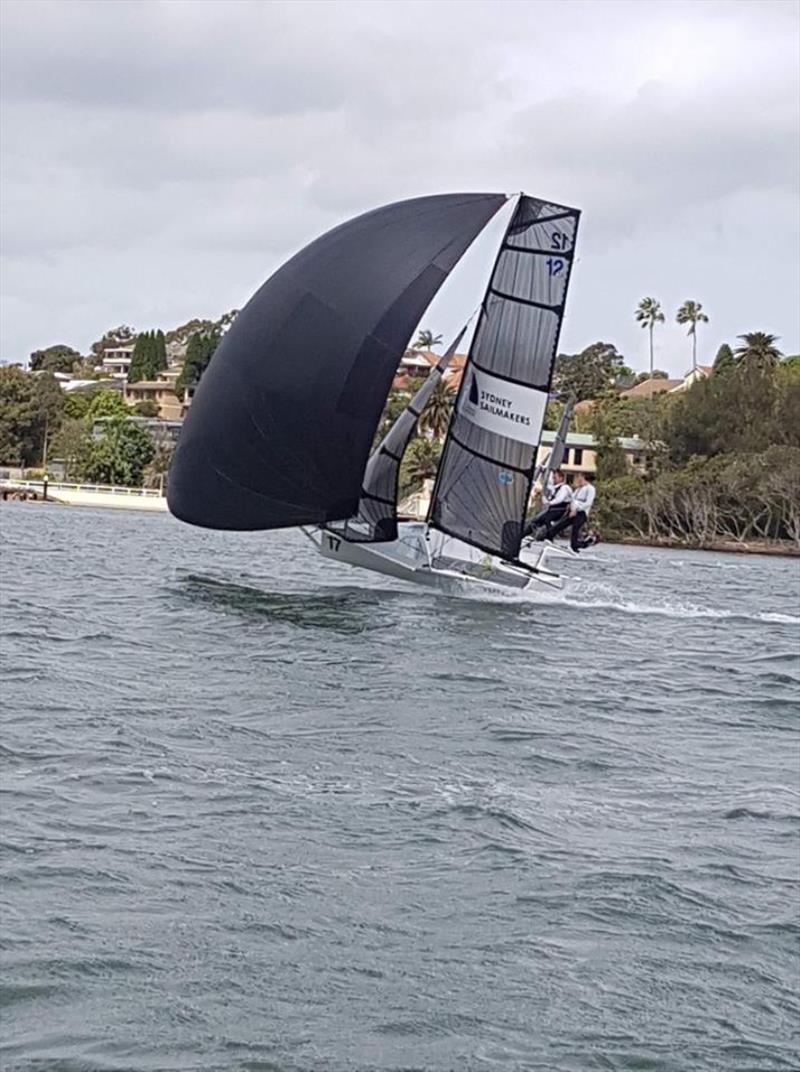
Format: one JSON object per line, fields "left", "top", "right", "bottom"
{"left": 428, "top": 195, "right": 580, "bottom": 559}
{"left": 333, "top": 326, "right": 467, "bottom": 543}
{"left": 167, "top": 193, "right": 506, "bottom": 531}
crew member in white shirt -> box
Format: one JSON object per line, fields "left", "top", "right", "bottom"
{"left": 549, "top": 472, "right": 596, "bottom": 551}
{"left": 524, "top": 469, "right": 572, "bottom": 541}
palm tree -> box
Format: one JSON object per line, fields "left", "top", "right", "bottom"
{"left": 676, "top": 300, "right": 709, "bottom": 372}
{"left": 402, "top": 437, "right": 442, "bottom": 493}
{"left": 734, "top": 332, "right": 782, "bottom": 373}
{"left": 413, "top": 329, "right": 443, "bottom": 351}
{"left": 635, "top": 297, "right": 665, "bottom": 397}
{"left": 419, "top": 380, "right": 454, "bottom": 440}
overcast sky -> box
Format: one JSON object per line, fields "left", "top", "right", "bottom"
{"left": 1, "top": 0, "right": 798, "bottom": 373}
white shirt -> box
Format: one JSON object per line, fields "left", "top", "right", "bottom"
{"left": 546, "top": 481, "right": 572, "bottom": 507}
{"left": 572, "top": 483, "right": 596, "bottom": 516}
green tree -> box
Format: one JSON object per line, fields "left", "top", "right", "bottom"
{"left": 676, "top": 300, "right": 709, "bottom": 371}
{"left": 86, "top": 390, "right": 130, "bottom": 420}
{"left": 712, "top": 343, "right": 736, "bottom": 376}
{"left": 90, "top": 325, "right": 135, "bottom": 358}
{"left": 133, "top": 399, "right": 159, "bottom": 417}
{"left": 83, "top": 418, "right": 156, "bottom": 486}
{"left": 176, "top": 332, "right": 220, "bottom": 394}
{"left": 127, "top": 332, "right": 149, "bottom": 384}
{"left": 29, "top": 344, "right": 82, "bottom": 374}
{"left": 0, "top": 367, "right": 41, "bottom": 465}
{"left": 400, "top": 437, "right": 441, "bottom": 495}
{"left": 419, "top": 380, "right": 454, "bottom": 440}
{"left": 413, "top": 329, "right": 443, "bottom": 351}
{"left": 553, "top": 341, "right": 630, "bottom": 401}
{"left": 71, "top": 356, "right": 104, "bottom": 379}
{"left": 635, "top": 297, "right": 665, "bottom": 395}
{"left": 0, "top": 368, "right": 64, "bottom": 466}
{"left": 632, "top": 369, "right": 668, "bottom": 385}
{"left": 734, "top": 332, "right": 782, "bottom": 373}
{"left": 143, "top": 439, "right": 175, "bottom": 491}
{"left": 155, "top": 329, "right": 167, "bottom": 373}
{"left": 128, "top": 330, "right": 165, "bottom": 383}
{"left": 49, "top": 417, "right": 90, "bottom": 479}
{"left": 374, "top": 386, "right": 411, "bottom": 446}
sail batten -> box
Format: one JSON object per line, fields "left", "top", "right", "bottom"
{"left": 428, "top": 194, "right": 580, "bottom": 561}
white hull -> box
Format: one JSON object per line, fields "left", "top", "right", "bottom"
{"left": 304, "top": 522, "right": 563, "bottom": 595}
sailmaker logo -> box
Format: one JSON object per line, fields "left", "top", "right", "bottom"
{"left": 468, "top": 372, "right": 479, "bottom": 406}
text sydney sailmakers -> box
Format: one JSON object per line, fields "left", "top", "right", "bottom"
{"left": 462, "top": 368, "right": 546, "bottom": 445}
{"left": 477, "top": 389, "right": 531, "bottom": 428}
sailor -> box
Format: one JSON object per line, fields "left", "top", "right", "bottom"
{"left": 524, "top": 469, "right": 572, "bottom": 541}
{"left": 549, "top": 472, "right": 596, "bottom": 552}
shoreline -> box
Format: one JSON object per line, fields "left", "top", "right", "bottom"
{"left": 603, "top": 534, "right": 799, "bottom": 558}
{"left": 3, "top": 495, "right": 798, "bottom": 557}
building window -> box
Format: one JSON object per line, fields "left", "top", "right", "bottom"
{"left": 573, "top": 448, "right": 583, "bottom": 466}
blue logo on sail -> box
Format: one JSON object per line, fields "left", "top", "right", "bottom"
{"left": 499, "top": 471, "right": 513, "bottom": 486}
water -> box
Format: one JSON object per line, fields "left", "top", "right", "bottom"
{"left": 1, "top": 503, "right": 798, "bottom": 1072}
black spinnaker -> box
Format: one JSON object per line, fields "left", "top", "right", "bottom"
{"left": 167, "top": 193, "right": 506, "bottom": 530}
{"left": 428, "top": 195, "right": 580, "bottom": 560}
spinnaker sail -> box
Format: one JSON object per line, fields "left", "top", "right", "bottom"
{"left": 334, "top": 325, "right": 468, "bottom": 543}
{"left": 167, "top": 193, "right": 506, "bottom": 530}
{"left": 428, "top": 195, "right": 580, "bottom": 560}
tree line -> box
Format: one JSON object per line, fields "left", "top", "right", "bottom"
{"left": 590, "top": 338, "right": 800, "bottom": 549}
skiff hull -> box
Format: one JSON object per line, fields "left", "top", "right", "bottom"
{"left": 304, "top": 522, "right": 563, "bottom": 595}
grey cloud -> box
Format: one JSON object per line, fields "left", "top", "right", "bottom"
{"left": 1, "top": 0, "right": 798, "bottom": 368}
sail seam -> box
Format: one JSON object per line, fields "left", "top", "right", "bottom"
{"left": 467, "top": 359, "right": 550, "bottom": 392}
{"left": 447, "top": 430, "right": 531, "bottom": 474}
{"left": 488, "top": 286, "right": 564, "bottom": 313}
{"left": 430, "top": 520, "right": 520, "bottom": 561}
{"left": 524, "top": 210, "right": 577, "bottom": 225}
{"left": 502, "top": 243, "right": 575, "bottom": 258}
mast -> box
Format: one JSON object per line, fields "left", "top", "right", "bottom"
{"left": 427, "top": 194, "right": 580, "bottom": 560}
{"left": 534, "top": 393, "right": 576, "bottom": 501}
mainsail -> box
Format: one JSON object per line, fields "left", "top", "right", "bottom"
{"left": 167, "top": 193, "right": 506, "bottom": 530}
{"left": 335, "top": 325, "right": 468, "bottom": 543}
{"left": 428, "top": 195, "right": 580, "bottom": 559}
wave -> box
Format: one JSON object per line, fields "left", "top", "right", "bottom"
{"left": 461, "top": 582, "right": 800, "bottom": 624}
{"left": 562, "top": 597, "right": 800, "bottom": 624}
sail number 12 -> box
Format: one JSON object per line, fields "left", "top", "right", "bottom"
{"left": 547, "top": 231, "right": 569, "bottom": 276}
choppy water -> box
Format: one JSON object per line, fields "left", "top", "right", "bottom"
{"left": 1, "top": 502, "right": 799, "bottom": 1072}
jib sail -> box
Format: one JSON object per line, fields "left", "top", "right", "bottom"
{"left": 335, "top": 325, "right": 468, "bottom": 543}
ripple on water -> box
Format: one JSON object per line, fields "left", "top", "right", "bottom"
{"left": 1, "top": 505, "right": 799, "bottom": 1071}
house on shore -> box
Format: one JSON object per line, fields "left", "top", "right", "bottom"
{"left": 619, "top": 366, "right": 713, "bottom": 400}
{"left": 124, "top": 372, "right": 183, "bottom": 420}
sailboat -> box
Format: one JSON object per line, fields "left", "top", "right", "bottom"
{"left": 168, "top": 192, "right": 580, "bottom": 595}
